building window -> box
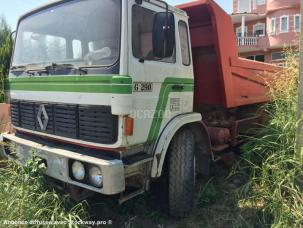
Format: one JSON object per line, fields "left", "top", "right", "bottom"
{"left": 238, "top": 0, "right": 251, "bottom": 13}
{"left": 253, "top": 23, "right": 265, "bottom": 36}
{"left": 132, "top": 5, "right": 175, "bottom": 63}
{"left": 246, "top": 54, "right": 265, "bottom": 62}
{"left": 280, "top": 16, "right": 289, "bottom": 33}
{"left": 271, "top": 52, "right": 285, "bottom": 61}
{"left": 236, "top": 26, "right": 248, "bottom": 37}
{"left": 256, "top": 0, "right": 265, "bottom": 6}
{"left": 178, "top": 21, "right": 191, "bottom": 66}
{"left": 268, "top": 18, "right": 276, "bottom": 34}
{"left": 294, "top": 14, "right": 301, "bottom": 32}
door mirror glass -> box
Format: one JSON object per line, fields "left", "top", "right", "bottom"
{"left": 152, "top": 12, "right": 175, "bottom": 59}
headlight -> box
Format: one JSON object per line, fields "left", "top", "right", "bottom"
{"left": 71, "top": 161, "right": 85, "bottom": 181}
{"left": 89, "top": 166, "right": 103, "bottom": 188}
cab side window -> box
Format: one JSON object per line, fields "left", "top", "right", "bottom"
{"left": 178, "top": 21, "right": 191, "bottom": 66}
{"left": 132, "top": 5, "right": 175, "bottom": 63}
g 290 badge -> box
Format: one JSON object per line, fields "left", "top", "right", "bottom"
{"left": 133, "top": 82, "right": 153, "bottom": 92}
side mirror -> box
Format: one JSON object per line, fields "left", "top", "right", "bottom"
{"left": 152, "top": 12, "right": 175, "bottom": 59}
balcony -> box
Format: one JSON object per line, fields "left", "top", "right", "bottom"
{"left": 237, "top": 32, "right": 299, "bottom": 53}
{"left": 237, "top": 37, "right": 258, "bottom": 46}
{"left": 237, "top": 36, "right": 269, "bottom": 53}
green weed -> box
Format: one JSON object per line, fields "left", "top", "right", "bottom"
{"left": 236, "top": 48, "right": 303, "bottom": 227}
{"left": 0, "top": 155, "right": 89, "bottom": 227}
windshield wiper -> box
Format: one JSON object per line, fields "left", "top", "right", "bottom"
{"left": 11, "top": 64, "right": 45, "bottom": 76}
{"left": 11, "top": 63, "right": 88, "bottom": 76}
{"left": 11, "top": 64, "right": 46, "bottom": 74}
{"left": 11, "top": 65, "right": 27, "bottom": 71}
{"left": 45, "top": 63, "right": 88, "bottom": 75}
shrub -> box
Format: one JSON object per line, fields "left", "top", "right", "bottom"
{"left": 0, "top": 17, "right": 13, "bottom": 103}
{"left": 0, "top": 155, "right": 89, "bottom": 227}
{"left": 237, "top": 48, "right": 303, "bottom": 227}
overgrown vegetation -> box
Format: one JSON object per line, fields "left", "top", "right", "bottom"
{"left": 0, "top": 16, "right": 13, "bottom": 102}
{"left": 235, "top": 48, "right": 303, "bottom": 227}
{"left": 0, "top": 29, "right": 301, "bottom": 226}
{"left": 0, "top": 155, "right": 89, "bottom": 227}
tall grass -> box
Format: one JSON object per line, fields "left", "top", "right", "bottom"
{"left": 237, "top": 48, "right": 303, "bottom": 227}
{"left": 0, "top": 155, "right": 89, "bottom": 227}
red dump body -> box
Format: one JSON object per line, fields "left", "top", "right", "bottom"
{"left": 178, "top": 0, "right": 280, "bottom": 109}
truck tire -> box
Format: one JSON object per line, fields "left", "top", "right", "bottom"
{"left": 195, "top": 135, "right": 210, "bottom": 177}
{"left": 168, "top": 128, "right": 195, "bottom": 217}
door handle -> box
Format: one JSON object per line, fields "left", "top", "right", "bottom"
{"left": 172, "top": 84, "right": 184, "bottom": 91}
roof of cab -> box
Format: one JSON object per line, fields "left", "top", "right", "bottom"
{"left": 17, "top": 0, "right": 188, "bottom": 28}
{"left": 17, "top": 0, "right": 64, "bottom": 26}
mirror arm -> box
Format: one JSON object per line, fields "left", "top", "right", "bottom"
{"left": 153, "top": 0, "right": 169, "bottom": 56}
{"left": 165, "top": 3, "right": 168, "bottom": 57}
{"left": 10, "top": 31, "right": 16, "bottom": 42}
{"left": 152, "top": 0, "right": 169, "bottom": 12}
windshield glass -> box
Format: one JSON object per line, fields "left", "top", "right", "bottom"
{"left": 12, "top": 0, "right": 121, "bottom": 69}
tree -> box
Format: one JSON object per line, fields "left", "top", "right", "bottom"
{"left": 0, "top": 16, "right": 12, "bottom": 102}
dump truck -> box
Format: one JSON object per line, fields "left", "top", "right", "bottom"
{"left": 1, "top": 0, "right": 279, "bottom": 217}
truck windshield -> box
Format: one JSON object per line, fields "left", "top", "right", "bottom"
{"left": 12, "top": 0, "right": 121, "bottom": 70}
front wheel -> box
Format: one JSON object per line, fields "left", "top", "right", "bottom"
{"left": 168, "top": 128, "right": 195, "bottom": 217}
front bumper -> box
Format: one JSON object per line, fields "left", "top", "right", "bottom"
{"left": 0, "top": 133, "right": 125, "bottom": 195}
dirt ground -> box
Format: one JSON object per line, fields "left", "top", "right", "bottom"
{"left": 86, "top": 162, "right": 261, "bottom": 228}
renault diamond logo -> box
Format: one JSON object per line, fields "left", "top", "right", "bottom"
{"left": 37, "top": 104, "right": 49, "bottom": 131}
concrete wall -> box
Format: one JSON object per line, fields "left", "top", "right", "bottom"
{"left": 233, "top": 0, "right": 300, "bottom": 63}
{"left": 233, "top": 0, "right": 300, "bottom": 14}
{"left": 234, "top": 19, "right": 267, "bottom": 36}
{"left": 233, "top": 0, "right": 238, "bottom": 13}
{"left": 267, "top": 8, "right": 301, "bottom": 36}
{"left": 267, "top": 0, "right": 300, "bottom": 12}
{"left": 252, "top": 2, "right": 267, "bottom": 14}
{"left": 239, "top": 47, "right": 285, "bottom": 64}
{"left": 233, "top": 0, "right": 266, "bottom": 14}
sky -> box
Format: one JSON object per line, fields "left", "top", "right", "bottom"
{"left": 1, "top": 0, "right": 232, "bottom": 30}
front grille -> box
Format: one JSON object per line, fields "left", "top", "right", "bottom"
{"left": 11, "top": 100, "right": 118, "bottom": 144}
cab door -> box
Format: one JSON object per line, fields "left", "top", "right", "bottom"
{"left": 127, "top": 0, "right": 194, "bottom": 146}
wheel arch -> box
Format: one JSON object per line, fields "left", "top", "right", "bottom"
{"left": 150, "top": 113, "right": 211, "bottom": 178}
{"left": 189, "top": 121, "right": 212, "bottom": 153}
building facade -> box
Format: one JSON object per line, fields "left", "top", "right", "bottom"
{"left": 232, "top": 0, "right": 301, "bottom": 64}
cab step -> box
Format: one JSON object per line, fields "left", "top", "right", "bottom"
{"left": 119, "top": 187, "right": 145, "bottom": 204}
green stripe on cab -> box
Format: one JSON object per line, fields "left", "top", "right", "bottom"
{"left": 147, "top": 77, "right": 194, "bottom": 142}
{"left": 5, "top": 75, "right": 132, "bottom": 94}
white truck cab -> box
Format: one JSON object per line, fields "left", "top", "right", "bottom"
{"left": 1, "top": 0, "right": 201, "bottom": 217}
{"left": 2, "top": 0, "right": 278, "bottom": 217}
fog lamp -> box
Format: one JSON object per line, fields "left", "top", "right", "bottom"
{"left": 89, "top": 166, "right": 103, "bottom": 188}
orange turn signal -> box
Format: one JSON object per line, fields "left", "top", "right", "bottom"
{"left": 124, "top": 116, "right": 134, "bottom": 136}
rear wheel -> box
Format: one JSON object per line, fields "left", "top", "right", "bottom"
{"left": 168, "top": 128, "right": 195, "bottom": 217}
